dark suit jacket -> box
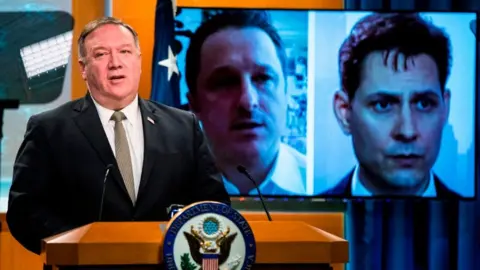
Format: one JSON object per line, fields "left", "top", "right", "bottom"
{"left": 6, "top": 94, "right": 230, "bottom": 254}
{"left": 323, "top": 168, "right": 463, "bottom": 199}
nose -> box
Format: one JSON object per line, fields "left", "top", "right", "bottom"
{"left": 238, "top": 78, "right": 259, "bottom": 111}
{"left": 108, "top": 52, "right": 122, "bottom": 69}
{"left": 392, "top": 106, "right": 419, "bottom": 142}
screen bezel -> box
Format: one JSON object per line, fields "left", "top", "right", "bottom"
{"left": 174, "top": 7, "right": 479, "bottom": 201}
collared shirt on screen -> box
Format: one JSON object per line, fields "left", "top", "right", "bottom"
{"left": 222, "top": 143, "right": 307, "bottom": 196}
{"left": 350, "top": 165, "right": 437, "bottom": 197}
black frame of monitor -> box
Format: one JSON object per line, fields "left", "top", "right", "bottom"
{"left": 176, "top": 7, "right": 479, "bottom": 201}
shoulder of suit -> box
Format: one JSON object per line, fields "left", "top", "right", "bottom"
{"left": 321, "top": 170, "right": 352, "bottom": 196}
{"left": 142, "top": 99, "right": 196, "bottom": 125}
{"left": 29, "top": 98, "right": 82, "bottom": 124}
{"left": 433, "top": 175, "right": 463, "bottom": 199}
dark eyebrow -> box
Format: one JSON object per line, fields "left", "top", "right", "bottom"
{"left": 92, "top": 44, "right": 134, "bottom": 51}
{"left": 209, "top": 63, "right": 276, "bottom": 74}
{"left": 365, "top": 91, "right": 401, "bottom": 101}
{"left": 365, "top": 89, "right": 441, "bottom": 100}
{"left": 203, "top": 67, "right": 237, "bottom": 87}
{"left": 410, "top": 89, "right": 442, "bottom": 100}
{"left": 91, "top": 46, "right": 108, "bottom": 52}
{"left": 118, "top": 44, "right": 134, "bottom": 49}
{"left": 254, "top": 64, "right": 276, "bottom": 74}
{"left": 209, "top": 66, "right": 237, "bottom": 77}
{"left": 204, "top": 66, "right": 238, "bottom": 87}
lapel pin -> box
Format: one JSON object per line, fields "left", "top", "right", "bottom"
{"left": 147, "top": 117, "right": 155, "bottom": 125}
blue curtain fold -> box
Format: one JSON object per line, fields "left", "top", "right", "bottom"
{"left": 343, "top": 2, "right": 479, "bottom": 270}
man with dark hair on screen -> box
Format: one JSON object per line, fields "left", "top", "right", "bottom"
{"left": 185, "top": 10, "right": 307, "bottom": 196}
{"left": 327, "top": 12, "right": 462, "bottom": 198}
{"left": 7, "top": 16, "right": 229, "bottom": 255}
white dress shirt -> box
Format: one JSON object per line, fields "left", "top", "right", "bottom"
{"left": 223, "top": 143, "right": 307, "bottom": 196}
{"left": 91, "top": 94, "right": 144, "bottom": 197}
{"left": 351, "top": 165, "right": 437, "bottom": 197}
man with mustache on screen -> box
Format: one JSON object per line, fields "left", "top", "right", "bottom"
{"left": 326, "top": 12, "right": 462, "bottom": 198}
{"left": 185, "top": 10, "right": 307, "bottom": 196}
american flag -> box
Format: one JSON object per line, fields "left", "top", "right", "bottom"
{"left": 202, "top": 253, "right": 219, "bottom": 270}
{"left": 150, "top": 0, "right": 180, "bottom": 107}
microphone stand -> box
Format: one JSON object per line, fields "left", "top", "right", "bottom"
{"left": 237, "top": 165, "right": 273, "bottom": 221}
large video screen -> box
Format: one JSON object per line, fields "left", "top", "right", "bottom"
{"left": 174, "top": 8, "right": 477, "bottom": 199}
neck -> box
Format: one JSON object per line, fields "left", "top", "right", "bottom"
{"left": 358, "top": 166, "right": 430, "bottom": 196}
{"left": 220, "top": 149, "right": 278, "bottom": 194}
{"left": 90, "top": 92, "right": 137, "bottom": 111}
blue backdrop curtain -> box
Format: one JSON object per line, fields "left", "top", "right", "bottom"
{"left": 344, "top": 1, "right": 479, "bottom": 270}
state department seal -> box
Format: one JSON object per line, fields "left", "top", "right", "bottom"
{"left": 163, "top": 201, "right": 256, "bottom": 270}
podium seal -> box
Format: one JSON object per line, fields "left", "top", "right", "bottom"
{"left": 163, "top": 201, "right": 256, "bottom": 270}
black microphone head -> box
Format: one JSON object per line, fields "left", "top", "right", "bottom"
{"left": 105, "top": 164, "right": 114, "bottom": 170}
{"left": 235, "top": 164, "right": 272, "bottom": 221}
{"left": 237, "top": 165, "right": 247, "bottom": 173}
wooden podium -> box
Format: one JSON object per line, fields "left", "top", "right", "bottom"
{"left": 42, "top": 221, "right": 348, "bottom": 269}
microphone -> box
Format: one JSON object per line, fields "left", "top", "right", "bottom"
{"left": 98, "top": 164, "right": 114, "bottom": 221}
{"left": 236, "top": 165, "right": 272, "bottom": 221}
{"left": 167, "top": 204, "right": 185, "bottom": 219}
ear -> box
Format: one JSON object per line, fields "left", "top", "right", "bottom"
{"left": 441, "top": 88, "right": 451, "bottom": 125}
{"left": 333, "top": 90, "right": 352, "bottom": 135}
{"left": 138, "top": 51, "right": 142, "bottom": 74}
{"left": 79, "top": 59, "right": 87, "bottom": 80}
{"left": 187, "top": 92, "right": 200, "bottom": 113}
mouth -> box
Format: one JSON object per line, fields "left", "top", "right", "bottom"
{"left": 108, "top": 75, "right": 126, "bottom": 82}
{"left": 388, "top": 154, "right": 423, "bottom": 166}
{"left": 230, "top": 121, "right": 264, "bottom": 131}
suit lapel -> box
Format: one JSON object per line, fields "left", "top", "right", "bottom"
{"left": 72, "top": 94, "right": 131, "bottom": 201}
{"left": 325, "top": 169, "right": 353, "bottom": 196}
{"left": 137, "top": 99, "right": 163, "bottom": 200}
{"left": 433, "top": 174, "right": 460, "bottom": 198}
{"left": 340, "top": 169, "right": 354, "bottom": 196}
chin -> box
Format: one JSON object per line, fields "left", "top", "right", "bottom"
{"left": 385, "top": 170, "right": 428, "bottom": 188}
{"left": 228, "top": 145, "right": 261, "bottom": 162}
{"left": 105, "top": 87, "right": 133, "bottom": 96}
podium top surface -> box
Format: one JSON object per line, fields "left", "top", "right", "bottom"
{"left": 43, "top": 221, "right": 348, "bottom": 266}
{"left": 44, "top": 222, "right": 165, "bottom": 244}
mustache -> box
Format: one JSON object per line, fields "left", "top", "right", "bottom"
{"left": 385, "top": 145, "right": 425, "bottom": 157}
{"left": 230, "top": 109, "right": 266, "bottom": 129}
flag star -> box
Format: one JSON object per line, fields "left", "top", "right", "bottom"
{"left": 172, "top": 0, "right": 177, "bottom": 17}
{"left": 158, "top": 46, "right": 179, "bottom": 81}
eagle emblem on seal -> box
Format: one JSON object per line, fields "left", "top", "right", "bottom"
{"left": 183, "top": 216, "right": 240, "bottom": 270}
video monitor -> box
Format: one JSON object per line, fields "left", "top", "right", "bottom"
{"left": 0, "top": 11, "right": 73, "bottom": 104}
{"left": 173, "top": 8, "right": 477, "bottom": 199}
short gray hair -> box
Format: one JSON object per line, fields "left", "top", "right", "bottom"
{"left": 78, "top": 17, "right": 140, "bottom": 62}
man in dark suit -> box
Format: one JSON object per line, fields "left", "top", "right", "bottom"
{"left": 327, "top": 13, "right": 462, "bottom": 198}
{"left": 6, "top": 16, "right": 230, "bottom": 255}
{"left": 325, "top": 169, "right": 461, "bottom": 198}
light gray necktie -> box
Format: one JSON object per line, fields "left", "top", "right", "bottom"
{"left": 110, "top": 111, "right": 136, "bottom": 203}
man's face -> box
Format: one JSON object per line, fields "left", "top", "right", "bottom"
{"left": 188, "top": 27, "right": 286, "bottom": 164}
{"left": 335, "top": 51, "right": 450, "bottom": 191}
{"left": 80, "top": 24, "right": 142, "bottom": 106}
